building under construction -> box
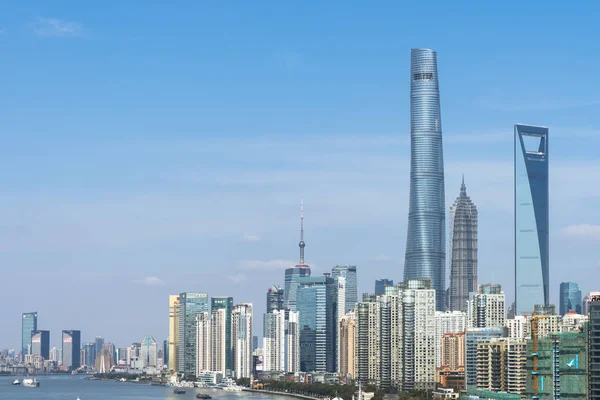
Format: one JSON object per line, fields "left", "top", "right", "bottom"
{"left": 525, "top": 327, "right": 588, "bottom": 399}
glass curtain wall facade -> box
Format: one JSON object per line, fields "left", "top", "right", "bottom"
{"left": 375, "top": 279, "right": 394, "bottom": 296}
{"left": 514, "top": 124, "right": 549, "bottom": 316}
{"left": 297, "top": 276, "right": 337, "bottom": 372}
{"left": 331, "top": 265, "right": 358, "bottom": 314}
{"left": 448, "top": 178, "right": 478, "bottom": 312}
{"left": 560, "top": 282, "right": 582, "bottom": 315}
{"left": 62, "top": 330, "right": 81, "bottom": 369}
{"left": 21, "top": 312, "right": 38, "bottom": 360}
{"left": 404, "top": 48, "right": 446, "bottom": 310}
{"left": 31, "top": 330, "right": 50, "bottom": 360}
{"left": 178, "top": 292, "right": 209, "bottom": 375}
{"left": 284, "top": 266, "right": 311, "bottom": 311}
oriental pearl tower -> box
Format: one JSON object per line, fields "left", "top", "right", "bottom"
{"left": 283, "top": 200, "right": 311, "bottom": 311}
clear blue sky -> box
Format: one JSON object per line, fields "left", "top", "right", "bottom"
{"left": 1, "top": 1, "right": 599, "bottom": 349}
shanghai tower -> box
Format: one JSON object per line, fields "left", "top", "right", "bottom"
{"left": 404, "top": 48, "right": 446, "bottom": 310}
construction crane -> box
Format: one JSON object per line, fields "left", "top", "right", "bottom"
{"left": 530, "top": 312, "right": 549, "bottom": 400}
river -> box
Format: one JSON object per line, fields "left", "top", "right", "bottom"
{"left": 0, "top": 375, "right": 287, "bottom": 400}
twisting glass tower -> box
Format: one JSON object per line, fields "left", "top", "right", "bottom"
{"left": 404, "top": 48, "right": 446, "bottom": 310}
{"left": 448, "top": 177, "right": 478, "bottom": 312}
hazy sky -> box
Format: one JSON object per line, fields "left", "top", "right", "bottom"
{"left": 1, "top": 1, "right": 599, "bottom": 349}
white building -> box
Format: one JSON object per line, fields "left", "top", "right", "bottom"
{"left": 139, "top": 335, "right": 158, "bottom": 367}
{"left": 561, "top": 311, "right": 588, "bottom": 332}
{"left": 232, "top": 303, "right": 253, "bottom": 378}
{"left": 435, "top": 311, "right": 466, "bottom": 367}
{"left": 285, "top": 311, "right": 300, "bottom": 373}
{"left": 506, "top": 315, "right": 528, "bottom": 339}
{"left": 263, "top": 310, "right": 285, "bottom": 371}
{"left": 336, "top": 276, "right": 346, "bottom": 371}
{"left": 468, "top": 283, "right": 505, "bottom": 328}
{"left": 196, "top": 311, "right": 211, "bottom": 376}
{"left": 210, "top": 308, "right": 227, "bottom": 375}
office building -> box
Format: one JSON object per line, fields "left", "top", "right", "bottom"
{"left": 338, "top": 313, "right": 356, "bottom": 379}
{"left": 21, "top": 312, "right": 38, "bottom": 360}
{"left": 62, "top": 330, "right": 81, "bottom": 370}
{"left": 83, "top": 342, "right": 95, "bottom": 366}
{"left": 285, "top": 311, "right": 300, "bottom": 373}
{"left": 211, "top": 307, "right": 228, "bottom": 375}
{"left": 403, "top": 279, "right": 436, "bottom": 391}
{"left": 297, "top": 275, "right": 337, "bottom": 372}
{"left": 163, "top": 340, "right": 168, "bottom": 366}
{"left": 515, "top": 124, "right": 549, "bottom": 316}
{"left": 168, "top": 294, "right": 180, "bottom": 372}
{"left": 375, "top": 279, "right": 394, "bottom": 296}
{"left": 284, "top": 201, "right": 311, "bottom": 311}
{"left": 331, "top": 265, "right": 358, "bottom": 314}
{"left": 263, "top": 310, "right": 285, "bottom": 372}
{"left": 588, "top": 292, "right": 600, "bottom": 399}
{"left": 211, "top": 296, "right": 233, "bottom": 375}
{"left": 435, "top": 311, "right": 466, "bottom": 367}
{"left": 469, "top": 284, "right": 505, "bottom": 328}
{"left": 560, "top": 282, "right": 582, "bottom": 315}
{"left": 140, "top": 335, "right": 158, "bottom": 367}
{"left": 448, "top": 177, "right": 478, "bottom": 312}
{"left": 195, "top": 311, "right": 211, "bottom": 374}
{"left": 178, "top": 292, "right": 209, "bottom": 375}
{"left": 266, "top": 285, "right": 284, "bottom": 313}
{"left": 232, "top": 303, "right": 253, "bottom": 378}
{"left": 465, "top": 328, "right": 504, "bottom": 390}
{"left": 94, "top": 336, "right": 104, "bottom": 362}
{"left": 525, "top": 331, "right": 588, "bottom": 399}
{"left": 404, "top": 48, "right": 447, "bottom": 311}
{"left": 30, "top": 330, "right": 49, "bottom": 360}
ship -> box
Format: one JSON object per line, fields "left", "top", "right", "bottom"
{"left": 23, "top": 377, "right": 40, "bottom": 388}
{"left": 12, "top": 378, "right": 20, "bottom": 385}
{"left": 196, "top": 394, "right": 212, "bottom": 399}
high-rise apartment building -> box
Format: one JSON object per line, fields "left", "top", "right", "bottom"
{"left": 506, "top": 315, "right": 528, "bottom": 339}
{"left": 435, "top": 311, "right": 466, "bottom": 367}
{"left": 469, "top": 283, "right": 505, "bottom": 328}
{"left": 178, "top": 292, "right": 209, "bottom": 375}
{"left": 168, "top": 295, "right": 180, "bottom": 372}
{"left": 211, "top": 307, "right": 227, "bottom": 375}
{"left": 284, "top": 201, "right": 311, "bottom": 312}
{"left": 560, "top": 281, "right": 582, "bottom": 315}
{"left": 30, "top": 330, "right": 49, "bottom": 360}
{"left": 195, "top": 311, "right": 211, "bottom": 375}
{"left": 465, "top": 327, "right": 504, "bottom": 390}
{"left": 263, "top": 309, "right": 285, "bottom": 372}
{"left": 375, "top": 279, "right": 394, "bottom": 296}
{"left": 515, "top": 124, "right": 549, "bottom": 316}
{"left": 440, "top": 332, "right": 465, "bottom": 370}
{"left": 211, "top": 296, "right": 233, "bottom": 375}
{"left": 338, "top": 313, "right": 356, "bottom": 379}
{"left": 403, "top": 279, "right": 436, "bottom": 391}
{"left": 232, "top": 303, "right": 253, "bottom": 378}
{"left": 62, "top": 330, "right": 81, "bottom": 370}
{"left": 448, "top": 178, "right": 478, "bottom": 312}
{"left": 331, "top": 265, "right": 358, "bottom": 314}
{"left": 266, "top": 285, "right": 284, "bottom": 313}
{"left": 21, "top": 312, "right": 37, "bottom": 360}
{"left": 476, "top": 338, "right": 526, "bottom": 396}
{"left": 285, "top": 311, "right": 300, "bottom": 373}
{"left": 589, "top": 292, "right": 600, "bottom": 399}
{"left": 404, "top": 48, "right": 446, "bottom": 311}
{"left": 356, "top": 301, "right": 380, "bottom": 386}
{"left": 297, "top": 275, "right": 337, "bottom": 372}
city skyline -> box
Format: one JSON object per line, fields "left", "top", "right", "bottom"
{"left": 1, "top": 1, "right": 600, "bottom": 348}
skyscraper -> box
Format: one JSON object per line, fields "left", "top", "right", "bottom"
{"left": 514, "top": 124, "right": 549, "bottom": 316}
{"left": 448, "top": 177, "right": 478, "bottom": 312}
{"left": 30, "top": 330, "right": 50, "bottom": 360}
{"left": 331, "top": 265, "right": 358, "bottom": 314}
{"left": 263, "top": 309, "right": 285, "bottom": 372}
{"left": 195, "top": 311, "right": 211, "bottom": 375}
{"left": 404, "top": 48, "right": 446, "bottom": 310}
{"left": 211, "top": 296, "right": 233, "bottom": 375}
{"left": 94, "top": 336, "right": 104, "bottom": 365}
{"left": 211, "top": 307, "right": 227, "bottom": 375}
{"left": 285, "top": 311, "right": 300, "bottom": 373}
{"left": 83, "top": 342, "right": 96, "bottom": 367}
{"left": 178, "top": 292, "right": 209, "bottom": 375}
{"left": 297, "top": 275, "right": 337, "bottom": 372}
{"left": 338, "top": 314, "right": 356, "bottom": 379}
{"left": 375, "top": 279, "right": 394, "bottom": 296}
{"left": 560, "top": 281, "right": 582, "bottom": 315}
{"left": 468, "top": 283, "right": 506, "bottom": 328}
{"left": 284, "top": 201, "right": 311, "bottom": 312}
{"left": 232, "top": 303, "right": 253, "bottom": 378}
{"left": 589, "top": 292, "right": 600, "bottom": 399}
{"left": 266, "top": 285, "right": 284, "bottom": 313}
{"left": 62, "top": 330, "right": 81, "bottom": 370}
{"left": 168, "top": 295, "right": 180, "bottom": 372}
{"left": 435, "top": 311, "right": 466, "bottom": 367}
{"left": 21, "top": 312, "right": 37, "bottom": 360}
{"left": 140, "top": 336, "right": 158, "bottom": 367}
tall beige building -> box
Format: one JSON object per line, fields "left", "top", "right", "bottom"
{"left": 338, "top": 313, "right": 356, "bottom": 378}
{"left": 195, "top": 311, "right": 211, "bottom": 375}
{"left": 232, "top": 303, "right": 253, "bottom": 378}
{"left": 168, "top": 295, "right": 180, "bottom": 372}
{"left": 440, "top": 332, "right": 465, "bottom": 370}
{"left": 211, "top": 308, "right": 227, "bottom": 375}
{"left": 476, "top": 338, "right": 526, "bottom": 396}
{"left": 356, "top": 301, "right": 380, "bottom": 385}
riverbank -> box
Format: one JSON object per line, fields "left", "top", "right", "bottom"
{"left": 243, "top": 388, "right": 324, "bottom": 400}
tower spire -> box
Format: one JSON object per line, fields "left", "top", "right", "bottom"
{"left": 299, "top": 199, "right": 305, "bottom": 264}
{"left": 460, "top": 174, "right": 466, "bottom": 196}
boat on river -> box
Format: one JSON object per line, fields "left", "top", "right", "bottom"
{"left": 12, "top": 378, "right": 20, "bottom": 385}
{"left": 173, "top": 389, "right": 186, "bottom": 394}
{"left": 23, "top": 377, "right": 40, "bottom": 388}
{"left": 196, "top": 393, "right": 212, "bottom": 399}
